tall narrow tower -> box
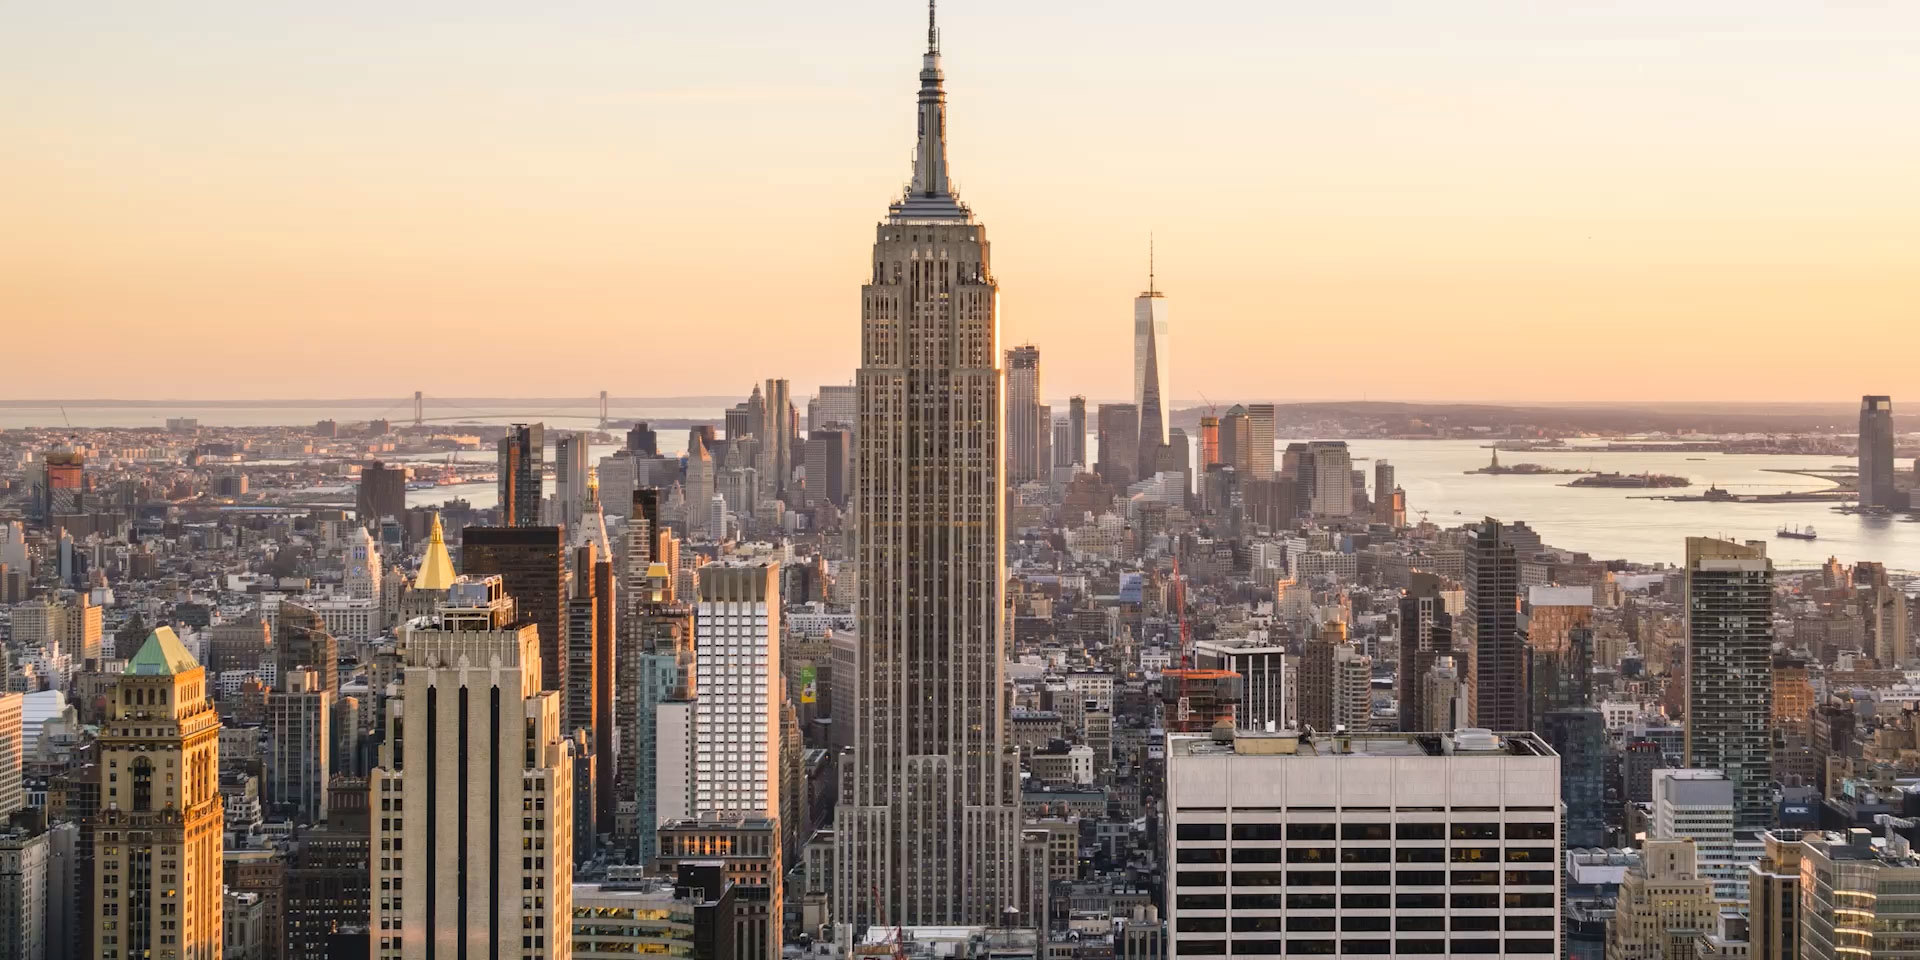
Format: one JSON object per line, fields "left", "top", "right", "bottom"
{"left": 91, "top": 628, "right": 224, "bottom": 960}
{"left": 1133, "top": 246, "right": 1170, "bottom": 479}
{"left": 837, "top": 0, "right": 1018, "bottom": 932}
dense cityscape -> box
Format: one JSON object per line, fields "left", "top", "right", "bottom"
{"left": 3, "top": 6, "right": 1919, "bottom": 960}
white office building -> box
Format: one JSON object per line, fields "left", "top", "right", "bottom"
{"left": 1652, "top": 768, "right": 1757, "bottom": 903}
{"left": 1167, "top": 728, "right": 1561, "bottom": 959}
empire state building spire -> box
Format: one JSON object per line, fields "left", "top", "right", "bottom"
{"left": 895, "top": 0, "right": 968, "bottom": 221}
{"left": 839, "top": 0, "right": 1017, "bottom": 932}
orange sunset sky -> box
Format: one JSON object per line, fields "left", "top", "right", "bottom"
{"left": 4, "top": 2, "right": 1916, "bottom": 405}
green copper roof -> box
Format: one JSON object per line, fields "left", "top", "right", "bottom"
{"left": 126, "top": 626, "right": 200, "bottom": 676}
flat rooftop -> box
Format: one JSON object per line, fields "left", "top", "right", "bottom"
{"left": 1171, "top": 728, "right": 1555, "bottom": 760}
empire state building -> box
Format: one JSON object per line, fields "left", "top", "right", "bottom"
{"left": 834, "top": 1, "right": 1019, "bottom": 931}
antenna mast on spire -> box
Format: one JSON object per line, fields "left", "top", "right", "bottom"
{"left": 928, "top": 0, "right": 939, "bottom": 53}
{"left": 1149, "top": 232, "right": 1156, "bottom": 295}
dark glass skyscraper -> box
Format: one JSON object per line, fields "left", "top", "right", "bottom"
{"left": 496, "top": 421, "right": 544, "bottom": 526}
{"left": 1860, "top": 395, "right": 1896, "bottom": 509}
{"left": 1684, "top": 536, "right": 1775, "bottom": 831}
{"left": 1467, "top": 518, "right": 1525, "bottom": 730}
{"left": 461, "top": 525, "right": 568, "bottom": 696}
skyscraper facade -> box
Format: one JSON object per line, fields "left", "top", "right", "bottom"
{"left": 1218, "top": 405, "right": 1248, "bottom": 475}
{"left": 692, "top": 563, "right": 782, "bottom": 820}
{"left": 837, "top": 5, "right": 1018, "bottom": 930}
{"left": 1397, "top": 572, "right": 1455, "bottom": 733}
{"left": 1245, "top": 403, "right": 1275, "bottom": 478}
{"left": 762, "top": 378, "right": 793, "bottom": 500}
{"left": 1096, "top": 403, "right": 1140, "bottom": 488}
{"left": 555, "top": 432, "right": 592, "bottom": 527}
{"left": 1133, "top": 280, "right": 1170, "bottom": 478}
{"left": 370, "top": 606, "right": 574, "bottom": 959}
{"left": 496, "top": 422, "right": 544, "bottom": 527}
{"left": 809, "top": 384, "right": 858, "bottom": 432}
{"left": 91, "top": 628, "right": 224, "bottom": 960}
{"left": 1859, "top": 395, "right": 1896, "bottom": 509}
{"left": 1006, "top": 345, "right": 1047, "bottom": 484}
{"left": 461, "top": 525, "right": 568, "bottom": 700}
{"left": 357, "top": 460, "right": 408, "bottom": 531}
{"left": 1683, "top": 537, "right": 1775, "bottom": 831}
{"left": 1467, "top": 518, "right": 1526, "bottom": 730}
{"left": 1067, "top": 396, "right": 1087, "bottom": 467}
{"left": 1198, "top": 415, "right": 1219, "bottom": 468}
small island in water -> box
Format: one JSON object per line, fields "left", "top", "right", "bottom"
{"left": 1464, "top": 449, "right": 1590, "bottom": 476}
{"left": 1565, "top": 472, "right": 1692, "bottom": 489}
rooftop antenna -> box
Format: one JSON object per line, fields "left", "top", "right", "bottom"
{"left": 928, "top": 0, "right": 939, "bottom": 54}
{"left": 1149, "top": 232, "right": 1156, "bottom": 295}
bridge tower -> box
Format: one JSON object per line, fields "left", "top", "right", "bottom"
{"left": 413, "top": 391, "right": 423, "bottom": 428}
{"left": 599, "top": 390, "right": 610, "bottom": 428}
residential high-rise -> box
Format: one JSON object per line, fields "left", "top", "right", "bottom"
{"left": 1096, "top": 403, "right": 1140, "bottom": 488}
{"left": 1296, "top": 621, "right": 1371, "bottom": 733}
{"left": 1245, "top": 403, "right": 1275, "bottom": 478}
{"left": 761, "top": 378, "right": 794, "bottom": 500}
{"left": 267, "top": 667, "right": 332, "bottom": 824}
{"left": 555, "top": 432, "right": 592, "bottom": 527}
{"left": 1684, "top": 537, "right": 1775, "bottom": 832}
{"left": 1006, "top": 345, "right": 1046, "bottom": 484}
{"left": 837, "top": 3, "right": 1018, "bottom": 931}
{"left": 1372, "top": 459, "right": 1396, "bottom": 522}
{"left": 357, "top": 460, "right": 408, "bottom": 531}
{"left": 461, "top": 525, "right": 568, "bottom": 698}
{"left": 1198, "top": 415, "right": 1219, "bottom": 468}
{"left": 1859, "top": 395, "right": 1896, "bottom": 509}
{"left": 91, "top": 628, "right": 224, "bottom": 960}
{"left": 370, "top": 601, "right": 574, "bottom": 960}
{"left": 1165, "top": 728, "right": 1561, "bottom": 960}
{"left": 497, "top": 422, "right": 545, "bottom": 527}
{"left": 692, "top": 563, "right": 782, "bottom": 820}
{"left": 1397, "top": 572, "right": 1455, "bottom": 732}
{"left": 1467, "top": 518, "right": 1526, "bottom": 730}
{"left": 564, "top": 541, "right": 611, "bottom": 836}
{"left": 1605, "top": 838, "right": 1717, "bottom": 960}
{"left": 1134, "top": 273, "right": 1170, "bottom": 478}
{"left": 1067, "top": 396, "right": 1087, "bottom": 466}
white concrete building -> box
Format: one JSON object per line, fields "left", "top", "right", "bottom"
{"left": 1652, "top": 768, "right": 1757, "bottom": 903}
{"left": 692, "top": 562, "right": 781, "bottom": 819}
{"left": 1167, "top": 728, "right": 1560, "bottom": 960}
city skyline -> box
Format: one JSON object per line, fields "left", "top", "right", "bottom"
{"left": 8, "top": 3, "right": 1918, "bottom": 403}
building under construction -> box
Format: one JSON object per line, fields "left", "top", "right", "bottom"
{"left": 1161, "top": 668, "right": 1243, "bottom": 733}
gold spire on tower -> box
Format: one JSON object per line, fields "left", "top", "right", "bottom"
{"left": 414, "top": 511, "right": 456, "bottom": 591}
